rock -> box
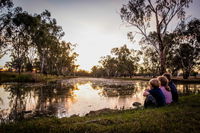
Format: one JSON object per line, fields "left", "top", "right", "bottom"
{"left": 70, "top": 114, "right": 79, "bottom": 117}
{"left": 22, "top": 110, "right": 32, "bottom": 114}
{"left": 86, "top": 108, "right": 116, "bottom": 116}
{"left": 132, "top": 102, "right": 142, "bottom": 107}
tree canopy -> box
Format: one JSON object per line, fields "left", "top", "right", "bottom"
{"left": 1, "top": 4, "right": 78, "bottom": 75}
{"left": 120, "top": 0, "right": 193, "bottom": 74}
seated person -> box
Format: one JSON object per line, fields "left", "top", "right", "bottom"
{"left": 163, "top": 73, "right": 179, "bottom": 102}
{"left": 157, "top": 76, "right": 173, "bottom": 104}
{"left": 144, "top": 94, "right": 157, "bottom": 108}
{"left": 143, "top": 78, "right": 166, "bottom": 107}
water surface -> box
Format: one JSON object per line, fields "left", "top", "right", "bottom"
{"left": 0, "top": 78, "right": 199, "bottom": 121}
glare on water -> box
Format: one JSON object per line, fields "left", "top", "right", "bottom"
{"left": 0, "top": 78, "right": 199, "bottom": 121}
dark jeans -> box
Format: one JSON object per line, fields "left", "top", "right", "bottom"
{"left": 144, "top": 94, "right": 157, "bottom": 108}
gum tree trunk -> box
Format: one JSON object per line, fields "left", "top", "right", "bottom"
{"left": 160, "top": 49, "right": 166, "bottom": 75}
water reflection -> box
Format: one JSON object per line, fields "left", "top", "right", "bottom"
{"left": 177, "top": 84, "right": 200, "bottom": 96}
{"left": 0, "top": 82, "right": 77, "bottom": 122}
{"left": 0, "top": 78, "right": 199, "bottom": 122}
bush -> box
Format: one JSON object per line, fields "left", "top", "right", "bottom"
{"left": 0, "top": 72, "right": 67, "bottom": 83}
{"left": 0, "top": 72, "right": 46, "bottom": 82}
{"left": 0, "top": 72, "right": 17, "bottom": 82}
{"left": 15, "top": 74, "right": 34, "bottom": 82}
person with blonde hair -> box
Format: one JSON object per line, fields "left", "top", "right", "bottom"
{"left": 157, "top": 76, "right": 172, "bottom": 104}
{"left": 163, "top": 73, "right": 178, "bottom": 102}
{"left": 143, "top": 78, "right": 166, "bottom": 107}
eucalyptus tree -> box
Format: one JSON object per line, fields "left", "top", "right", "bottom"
{"left": 28, "top": 11, "right": 78, "bottom": 75}
{"left": 0, "top": 0, "right": 13, "bottom": 32}
{"left": 140, "top": 32, "right": 180, "bottom": 75}
{"left": 59, "top": 42, "right": 78, "bottom": 76}
{"left": 99, "top": 55, "right": 118, "bottom": 77}
{"left": 94, "top": 44, "right": 142, "bottom": 77}
{"left": 120, "top": 0, "right": 193, "bottom": 74}
{"left": 111, "top": 45, "right": 140, "bottom": 77}
{"left": 31, "top": 10, "right": 65, "bottom": 74}
{"left": 139, "top": 45, "right": 160, "bottom": 76}
{"left": 91, "top": 65, "right": 99, "bottom": 77}
{"left": 91, "top": 65, "right": 106, "bottom": 77}
{"left": 173, "top": 18, "right": 200, "bottom": 79}
{"left": 6, "top": 7, "right": 34, "bottom": 74}
{"left": 3, "top": 8, "right": 78, "bottom": 75}
{"left": 0, "top": 2, "right": 78, "bottom": 75}
{"left": 49, "top": 41, "right": 78, "bottom": 75}
{"left": 97, "top": 45, "right": 140, "bottom": 77}
{"left": 0, "top": 0, "right": 13, "bottom": 58}
{"left": 0, "top": 0, "right": 13, "bottom": 33}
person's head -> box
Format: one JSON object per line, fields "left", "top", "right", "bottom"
{"left": 157, "top": 76, "right": 170, "bottom": 91}
{"left": 149, "top": 78, "right": 160, "bottom": 89}
{"left": 163, "top": 73, "right": 172, "bottom": 81}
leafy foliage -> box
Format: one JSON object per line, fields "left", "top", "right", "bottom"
{"left": 120, "top": 0, "right": 193, "bottom": 74}
{"left": 1, "top": 6, "right": 78, "bottom": 75}
{"left": 92, "top": 45, "right": 140, "bottom": 77}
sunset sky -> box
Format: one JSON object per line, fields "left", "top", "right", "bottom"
{"left": 1, "top": 0, "right": 200, "bottom": 71}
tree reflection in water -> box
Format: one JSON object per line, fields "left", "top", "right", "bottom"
{"left": 177, "top": 84, "right": 200, "bottom": 96}
{"left": 3, "top": 84, "right": 34, "bottom": 121}
{"left": 0, "top": 82, "right": 76, "bottom": 122}
{"left": 0, "top": 78, "right": 200, "bottom": 122}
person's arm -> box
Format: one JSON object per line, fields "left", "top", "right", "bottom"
{"left": 143, "top": 91, "right": 150, "bottom": 96}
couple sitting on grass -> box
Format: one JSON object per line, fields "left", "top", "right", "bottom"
{"left": 143, "top": 73, "right": 179, "bottom": 108}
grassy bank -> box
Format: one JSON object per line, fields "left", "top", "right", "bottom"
{"left": 0, "top": 94, "right": 200, "bottom": 133}
{"left": 0, "top": 72, "right": 75, "bottom": 83}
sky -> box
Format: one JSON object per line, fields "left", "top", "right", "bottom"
{"left": 1, "top": 0, "right": 200, "bottom": 71}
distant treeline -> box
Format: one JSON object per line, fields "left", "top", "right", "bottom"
{"left": 90, "top": 42, "right": 199, "bottom": 79}
{"left": 0, "top": 0, "right": 78, "bottom": 76}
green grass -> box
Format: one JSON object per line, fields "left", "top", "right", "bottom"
{"left": 0, "top": 72, "right": 75, "bottom": 83}
{"left": 0, "top": 94, "right": 200, "bottom": 133}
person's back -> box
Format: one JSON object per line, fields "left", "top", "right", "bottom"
{"left": 143, "top": 78, "right": 166, "bottom": 107}
{"left": 169, "top": 81, "right": 179, "bottom": 102}
{"left": 158, "top": 76, "right": 173, "bottom": 104}
{"left": 160, "top": 86, "right": 172, "bottom": 104}
{"left": 163, "top": 73, "right": 179, "bottom": 102}
{"left": 149, "top": 87, "right": 166, "bottom": 107}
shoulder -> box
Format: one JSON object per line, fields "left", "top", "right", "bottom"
{"left": 149, "top": 88, "right": 156, "bottom": 93}
{"left": 159, "top": 86, "right": 165, "bottom": 91}
{"left": 169, "top": 81, "right": 177, "bottom": 90}
{"left": 150, "top": 88, "right": 161, "bottom": 94}
{"left": 169, "top": 81, "right": 176, "bottom": 87}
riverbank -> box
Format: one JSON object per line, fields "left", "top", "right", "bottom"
{"left": 0, "top": 72, "right": 76, "bottom": 83}
{"left": 112, "top": 76, "right": 200, "bottom": 83}
{"left": 1, "top": 72, "right": 200, "bottom": 84}
{"left": 0, "top": 94, "right": 200, "bottom": 133}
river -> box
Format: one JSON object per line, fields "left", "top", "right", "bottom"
{"left": 0, "top": 77, "right": 199, "bottom": 121}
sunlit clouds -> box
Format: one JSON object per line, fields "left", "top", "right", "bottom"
{"left": 1, "top": 0, "right": 199, "bottom": 70}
